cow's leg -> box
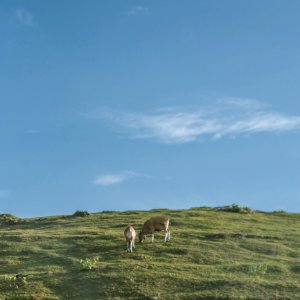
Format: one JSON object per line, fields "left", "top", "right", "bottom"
{"left": 164, "top": 231, "right": 168, "bottom": 242}
{"left": 130, "top": 240, "right": 133, "bottom": 252}
{"left": 132, "top": 240, "right": 135, "bottom": 249}
{"left": 164, "top": 230, "right": 171, "bottom": 242}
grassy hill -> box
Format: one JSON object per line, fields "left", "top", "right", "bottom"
{"left": 0, "top": 206, "right": 299, "bottom": 299}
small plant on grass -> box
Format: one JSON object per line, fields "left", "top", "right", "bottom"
{"left": 244, "top": 263, "right": 268, "bottom": 275}
{"left": 73, "top": 210, "right": 90, "bottom": 217}
{"left": 78, "top": 257, "right": 99, "bottom": 271}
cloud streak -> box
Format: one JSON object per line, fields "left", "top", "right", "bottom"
{"left": 93, "top": 99, "right": 300, "bottom": 144}
{"left": 93, "top": 171, "right": 143, "bottom": 186}
{"left": 128, "top": 6, "right": 149, "bottom": 15}
{"left": 15, "top": 8, "right": 35, "bottom": 26}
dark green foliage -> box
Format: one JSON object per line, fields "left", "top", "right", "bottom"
{"left": 218, "top": 203, "right": 253, "bottom": 214}
{"left": 290, "top": 265, "right": 300, "bottom": 273}
{"left": 73, "top": 210, "right": 90, "bottom": 217}
{"left": 0, "top": 213, "right": 24, "bottom": 225}
{"left": 272, "top": 210, "right": 287, "bottom": 214}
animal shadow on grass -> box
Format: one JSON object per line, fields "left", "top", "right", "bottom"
{"left": 59, "top": 236, "right": 121, "bottom": 261}
{"left": 200, "top": 233, "right": 281, "bottom": 240}
{"left": 290, "top": 265, "right": 300, "bottom": 274}
{"left": 155, "top": 247, "right": 188, "bottom": 256}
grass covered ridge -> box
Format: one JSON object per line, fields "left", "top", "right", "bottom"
{"left": 0, "top": 207, "right": 299, "bottom": 299}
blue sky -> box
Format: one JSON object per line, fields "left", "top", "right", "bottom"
{"left": 1, "top": 1, "right": 300, "bottom": 217}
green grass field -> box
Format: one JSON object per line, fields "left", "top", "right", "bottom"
{"left": 0, "top": 207, "right": 299, "bottom": 299}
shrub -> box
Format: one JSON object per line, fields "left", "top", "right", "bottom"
{"left": 78, "top": 257, "right": 99, "bottom": 271}
{"left": 219, "top": 204, "right": 252, "bottom": 214}
{"left": 73, "top": 210, "right": 90, "bottom": 217}
{"left": 0, "top": 274, "right": 28, "bottom": 290}
{"left": 0, "top": 214, "right": 22, "bottom": 225}
{"left": 272, "top": 210, "right": 287, "bottom": 214}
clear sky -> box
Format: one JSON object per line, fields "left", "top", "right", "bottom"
{"left": 1, "top": 1, "right": 300, "bottom": 217}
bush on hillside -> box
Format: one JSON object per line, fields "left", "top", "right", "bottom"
{"left": 272, "top": 210, "right": 287, "bottom": 214}
{"left": 218, "top": 204, "right": 252, "bottom": 214}
{"left": 73, "top": 210, "right": 90, "bottom": 217}
{"left": 0, "top": 214, "right": 22, "bottom": 225}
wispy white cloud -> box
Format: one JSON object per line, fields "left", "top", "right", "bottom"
{"left": 128, "top": 6, "right": 149, "bottom": 15}
{"left": 0, "top": 190, "right": 9, "bottom": 198}
{"left": 93, "top": 171, "right": 144, "bottom": 186}
{"left": 15, "top": 8, "right": 35, "bottom": 26}
{"left": 91, "top": 99, "right": 300, "bottom": 144}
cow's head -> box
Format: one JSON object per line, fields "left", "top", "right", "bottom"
{"left": 139, "top": 231, "right": 146, "bottom": 243}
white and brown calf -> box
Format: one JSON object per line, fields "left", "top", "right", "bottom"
{"left": 139, "top": 217, "right": 170, "bottom": 243}
{"left": 124, "top": 226, "right": 136, "bottom": 252}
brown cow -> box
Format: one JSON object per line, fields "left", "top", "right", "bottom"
{"left": 139, "top": 217, "right": 170, "bottom": 243}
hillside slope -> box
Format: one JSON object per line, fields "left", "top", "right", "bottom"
{"left": 0, "top": 207, "right": 299, "bottom": 299}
